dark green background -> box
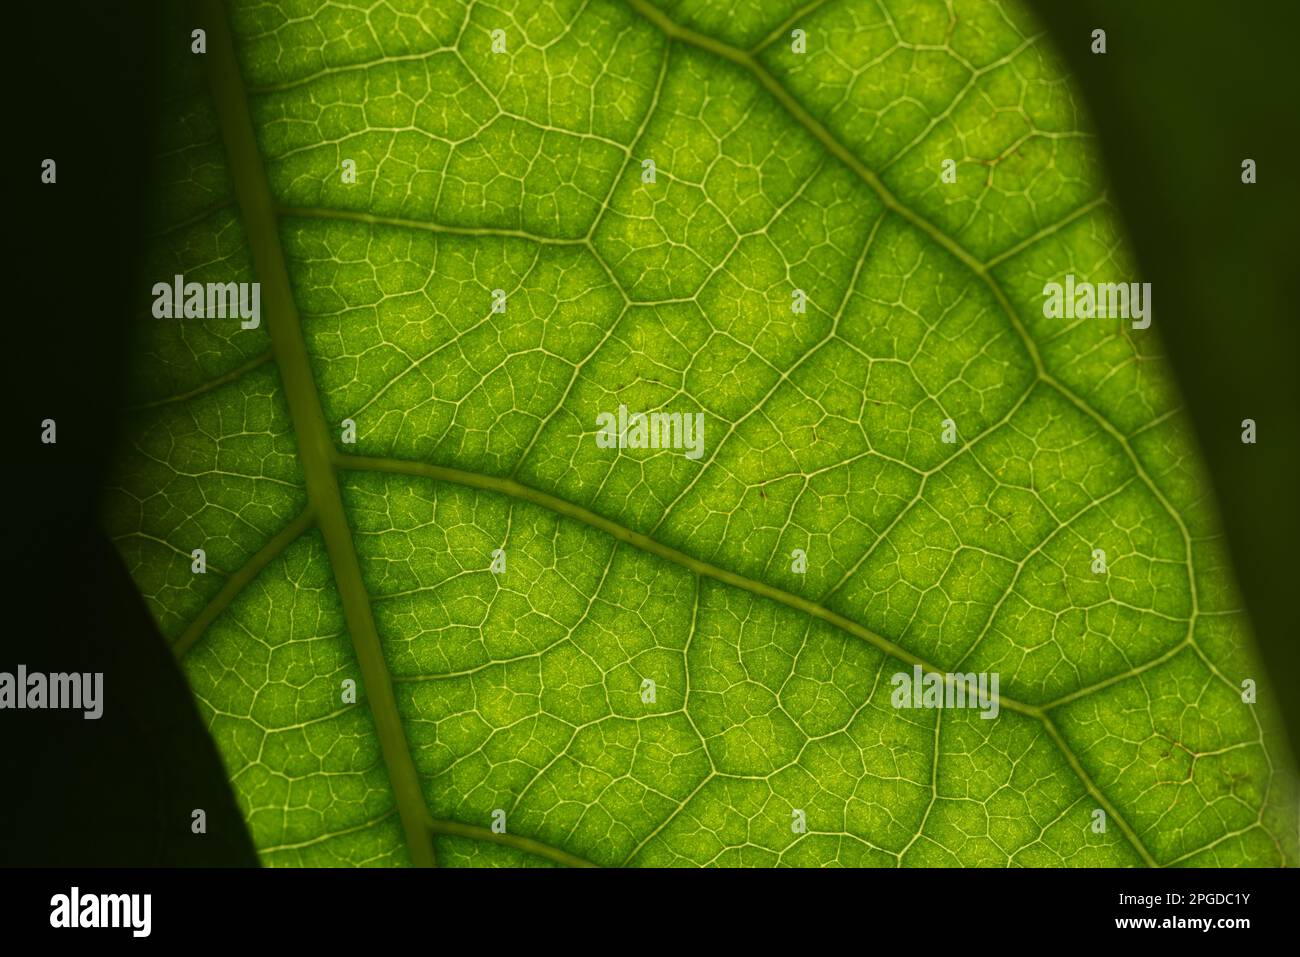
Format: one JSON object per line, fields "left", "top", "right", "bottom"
{"left": 0, "top": 0, "right": 1295, "bottom": 866}
{"left": 1027, "top": 0, "right": 1300, "bottom": 757}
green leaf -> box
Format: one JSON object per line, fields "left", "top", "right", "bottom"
{"left": 106, "top": 0, "right": 1297, "bottom": 867}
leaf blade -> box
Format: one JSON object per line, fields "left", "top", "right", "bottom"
{"left": 106, "top": 0, "right": 1298, "bottom": 867}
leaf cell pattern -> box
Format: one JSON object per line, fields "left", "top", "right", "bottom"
{"left": 104, "top": 0, "right": 1298, "bottom": 867}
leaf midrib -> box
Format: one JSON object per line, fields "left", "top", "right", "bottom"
{"left": 199, "top": 0, "right": 436, "bottom": 868}
{"left": 179, "top": 0, "right": 1175, "bottom": 869}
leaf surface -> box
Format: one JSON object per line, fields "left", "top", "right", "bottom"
{"left": 106, "top": 0, "right": 1298, "bottom": 867}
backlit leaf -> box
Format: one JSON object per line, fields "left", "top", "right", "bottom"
{"left": 105, "top": 0, "right": 1298, "bottom": 867}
